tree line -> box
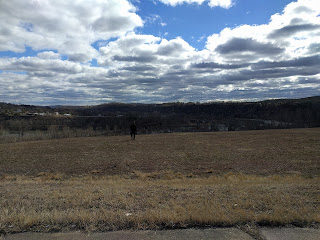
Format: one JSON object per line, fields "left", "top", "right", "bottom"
{"left": 1, "top": 96, "right": 319, "bottom": 142}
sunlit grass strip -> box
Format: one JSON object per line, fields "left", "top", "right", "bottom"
{"left": 1, "top": 173, "right": 319, "bottom": 233}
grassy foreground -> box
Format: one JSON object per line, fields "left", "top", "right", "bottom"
{"left": 0, "top": 128, "right": 320, "bottom": 234}
{"left": 1, "top": 173, "right": 319, "bottom": 234}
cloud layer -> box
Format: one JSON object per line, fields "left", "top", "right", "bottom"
{"left": 0, "top": 0, "right": 319, "bottom": 105}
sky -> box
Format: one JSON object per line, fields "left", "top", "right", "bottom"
{"left": 0, "top": 0, "right": 320, "bottom": 105}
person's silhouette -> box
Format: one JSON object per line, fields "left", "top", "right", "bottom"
{"left": 130, "top": 121, "right": 137, "bottom": 140}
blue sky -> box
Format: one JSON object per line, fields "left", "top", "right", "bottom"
{"left": 137, "top": 0, "right": 294, "bottom": 50}
{"left": 0, "top": 0, "right": 319, "bottom": 105}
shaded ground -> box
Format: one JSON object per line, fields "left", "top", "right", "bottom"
{"left": 0, "top": 128, "right": 319, "bottom": 177}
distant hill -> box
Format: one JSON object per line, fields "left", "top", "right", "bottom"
{"left": 1, "top": 96, "right": 320, "bottom": 135}
{"left": 55, "top": 96, "right": 320, "bottom": 130}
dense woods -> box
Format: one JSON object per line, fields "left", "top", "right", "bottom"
{"left": 1, "top": 96, "right": 319, "bottom": 142}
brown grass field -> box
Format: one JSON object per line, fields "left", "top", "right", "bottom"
{"left": 0, "top": 128, "right": 320, "bottom": 234}
{"left": 1, "top": 128, "right": 319, "bottom": 176}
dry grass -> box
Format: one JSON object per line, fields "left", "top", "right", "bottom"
{"left": 0, "top": 128, "right": 320, "bottom": 234}
{"left": 0, "top": 173, "right": 319, "bottom": 234}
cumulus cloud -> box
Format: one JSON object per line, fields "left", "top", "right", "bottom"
{"left": 0, "top": 0, "right": 143, "bottom": 62}
{"left": 206, "top": 0, "right": 320, "bottom": 62}
{"left": 98, "top": 33, "right": 161, "bottom": 67}
{"left": 98, "top": 33, "right": 195, "bottom": 69}
{"left": 157, "top": 38, "right": 195, "bottom": 56}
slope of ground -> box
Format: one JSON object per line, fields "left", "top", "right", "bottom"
{"left": 0, "top": 128, "right": 319, "bottom": 177}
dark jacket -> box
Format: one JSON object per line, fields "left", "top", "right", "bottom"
{"left": 130, "top": 124, "right": 137, "bottom": 133}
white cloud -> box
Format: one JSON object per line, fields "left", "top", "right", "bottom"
{"left": 98, "top": 33, "right": 161, "bottom": 67}
{"left": 98, "top": 33, "right": 196, "bottom": 66}
{"left": 207, "top": 0, "right": 233, "bottom": 8}
{"left": 37, "top": 51, "right": 61, "bottom": 60}
{"left": 157, "top": 37, "right": 195, "bottom": 57}
{"left": 157, "top": 0, "right": 233, "bottom": 8}
{"left": 0, "top": 0, "right": 143, "bottom": 62}
{"left": 205, "top": 0, "right": 320, "bottom": 62}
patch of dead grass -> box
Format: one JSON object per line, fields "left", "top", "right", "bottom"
{"left": 0, "top": 173, "right": 319, "bottom": 233}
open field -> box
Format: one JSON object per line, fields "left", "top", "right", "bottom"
{"left": 1, "top": 128, "right": 320, "bottom": 176}
{"left": 0, "top": 128, "right": 320, "bottom": 234}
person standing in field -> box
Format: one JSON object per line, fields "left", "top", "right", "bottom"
{"left": 130, "top": 121, "right": 137, "bottom": 140}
